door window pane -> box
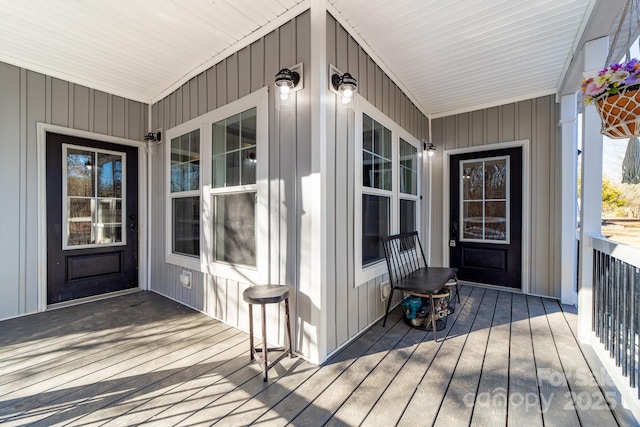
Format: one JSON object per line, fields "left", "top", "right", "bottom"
{"left": 462, "top": 161, "right": 483, "bottom": 200}
{"left": 173, "top": 197, "right": 200, "bottom": 257}
{"left": 67, "top": 149, "right": 94, "bottom": 197}
{"left": 485, "top": 201, "right": 507, "bottom": 240}
{"left": 67, "top": 198, "right": 93, "bottom": 246}
{"left": 463, "top": 201, "right": 484, "bottom": 239}
{"left": 96, "top": 199, "right": 122, "bottom": 244}
{"left": 214, "top": 192, "right": 256, "bottom": 266}
{"left": 485, "top": 159, "right": 507, "bottom": 199}
{"left": 362, "top": 194, "right": 390, "bottom": 266}
{"left": 460, "top": 157, "right": 509, "bottom": 242}
{"left": 97, "top": 153, "right": 122, "bottom": 197}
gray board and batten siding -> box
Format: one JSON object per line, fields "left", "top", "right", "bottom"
{"left": 0, "top": 60, "right": 148, "bottom": 320}
{"left": 150, "top": 10, "right": 431, "bottom": 360}
{"left": 431, "top": 95, "right": 561, "bottom": 298}
{"left": 325, "top": 13, "right": 429, "bottom": 354}
{"left": 150, "top": 11, "right": 313, "bottom": 357}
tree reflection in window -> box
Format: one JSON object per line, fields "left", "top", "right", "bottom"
{"left": 461, "top": 157, "right": 508, "bottom": 242}
{"left": 65, "top": 147, "right": 123, "bottom": 247}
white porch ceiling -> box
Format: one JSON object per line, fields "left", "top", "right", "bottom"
{"left": 0, "top": 0, "right": 616, "bottom": 117}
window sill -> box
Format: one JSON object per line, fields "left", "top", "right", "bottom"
{"left": 355, "top": 259, "right": 388, "bottom": 287}
{"left": 166, "top": 253, "right": 202, "bottom": 271}
{"left": 205, "top": 261, "right": 265, "bottom": 286}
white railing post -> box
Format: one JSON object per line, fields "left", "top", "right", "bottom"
{"left": 578, "top": 36, "right": 607, "bottom": 343}
{"left": 559, "top": 93, "right": 578, "bottom": 305}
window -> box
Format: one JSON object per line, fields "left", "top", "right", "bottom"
{"left": 170, "top": 129, "right": 200, "bottom": 258}
{"left": 63, "top": 144, "right": 125, "bottom": 249}
{"left": 210, "top": 108, "right": 258, "bottom": 267}
{"left": 460, "top": 156, "right": 509, "bottom": 243}
{"left": 356, "top": 98, "right": 422, "bottom": 284}
{"left": 165, "top": 87, "right": 268, "bottom": 281}
{"left": 361, "top": 114, "right": 393, "bottom": 267}
{"left": 399, "top": 138, "right": 419, "bottom": 234}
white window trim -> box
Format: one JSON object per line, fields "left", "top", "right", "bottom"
{"left": 165, "top": 87, "right": 269, "bottom": 284}
{"left": 62, "top": 143, "right": 127, "bottom": 250}
{"left": 458, "top": 155, "right": 510, "bottom": 245}
{"left": 354, "top": 95, "right": 422, "bottom": 287}
{"left": 165, "top": 121, "right": 202, "bottom": 271}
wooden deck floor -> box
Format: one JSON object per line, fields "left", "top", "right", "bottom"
{"left": 0, "top": 286, "right": 637, "bottom": 426}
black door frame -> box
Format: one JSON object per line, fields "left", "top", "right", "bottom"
{"left": 442, "top": 140, "right": 530, "bottom": 293}
{"left": 37, "top": 123, "right": 148, "bottom": 309}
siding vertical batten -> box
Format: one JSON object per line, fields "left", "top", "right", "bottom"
{"left": 26, "top": 71, "right": 45, "bottom": 314}
{"left": 18, "top": 69, "right": 27, "bottom": 313}
{"left": 347, "top": 34, "right": 359, "bottom": 340}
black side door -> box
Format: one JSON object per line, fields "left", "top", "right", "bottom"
{"left": 46, "top": 132, "right": 138, "bottom": 304}
{"left": 449, "top": 147, "right": 522, "bottom": 288}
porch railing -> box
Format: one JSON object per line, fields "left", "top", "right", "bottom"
{"left": 588, "top": 234, "right": 640, "bottom": 412}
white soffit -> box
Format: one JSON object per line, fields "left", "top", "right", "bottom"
{"left": 329, "top": 0, "right": 594, "bottom": 117}
{"left": 0, "top": 0, "right": 598, "bottom": 116}
{"left": 0, "top": 0, "right": 306, "bottom": 103}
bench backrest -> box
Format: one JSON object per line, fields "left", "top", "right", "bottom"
{"left": 382, "top": 231, "right": 428, "bottom": 284}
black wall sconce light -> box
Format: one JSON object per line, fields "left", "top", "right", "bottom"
{"left": 274, "top": 64, "right": 303, "bottom": 101}
{"left": 424, "top": 141, "right": 436, "bottom": 157}
{"left": 330, "top": 67, "right": 357, "bottom": 105}
{"left": 144, "top": 131, "right": 162, "bottom": 143}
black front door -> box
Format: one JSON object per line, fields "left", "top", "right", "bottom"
{"left": 449, "top": 147, "right": 522, "bottom": 288}
{"left": 46, "top": 133, "right": 139, "bottom": 304}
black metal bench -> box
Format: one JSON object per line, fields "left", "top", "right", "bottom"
{"left": 382, "top": 231, "right": 460, "bottom": 341}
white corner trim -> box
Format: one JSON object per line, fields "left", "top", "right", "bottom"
{"left": 441, "top": 139, "right": 531, "bottom": 294}
{"left": 36, "top": 123, "right": 148, "bottom": 312}
{"left": 308, "top": 0, "right": 328, "bottom": 365}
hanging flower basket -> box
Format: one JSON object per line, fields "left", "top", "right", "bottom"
{"left": 582, "top": 58, "right": 640, "bottom": 139}
{"left": 595, "top": 88, "right": 640, "bottom": 139}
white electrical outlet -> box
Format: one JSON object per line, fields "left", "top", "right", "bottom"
{"left": 180, "top": 270, "right": 192, "bottom": 289}
{"left": 380, "top": 281, "right": 391, "bottom": 302}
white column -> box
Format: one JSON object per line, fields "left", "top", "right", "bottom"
{"left": 306, "top": 0, "right": 328, "bottom": 364}
{"left": 559, "top": 93, "right": 578, "bottom": 305}
{"left": 578, "top": 37, "right": 607, "bottom": 342}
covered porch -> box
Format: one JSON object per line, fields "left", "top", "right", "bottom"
{"left": 0, "top": 287, "right": 635, "bottom": 426}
